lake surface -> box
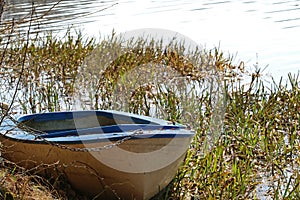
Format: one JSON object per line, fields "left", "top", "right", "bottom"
{"left": 2, "top": 0, "right": 300, "bottom": 81}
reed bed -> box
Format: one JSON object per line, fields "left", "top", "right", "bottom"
{"left": 166, "top": 73, "right": 300, "bottom": 199}
{"left": 0, "top": 6, "right": 299, "bottom": 200}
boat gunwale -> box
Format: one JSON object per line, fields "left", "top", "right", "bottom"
{"left": 40, "top": 124, "right": 185, "bottom": 137}
{"left": 0, "top": 110, "right": 194, "bottom": 145}
{"left": 17, "top": 110, "right": 170, "bottom": 125}
{"left": 0, "top": 129, "right": 194, "bottom": 145}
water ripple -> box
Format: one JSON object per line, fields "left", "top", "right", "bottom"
{"left": 0, "top": 0, "right": 299, "bottom": 79}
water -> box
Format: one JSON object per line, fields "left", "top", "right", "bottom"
{"left": 1, "top": 0, "right": 300, "bottom": 81}
{"left": 1, "top": 1, "right": 299, "bottom": 198}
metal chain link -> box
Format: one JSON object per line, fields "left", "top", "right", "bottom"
{"left": 5, "top": 115, "right": 144, "bottom": 152}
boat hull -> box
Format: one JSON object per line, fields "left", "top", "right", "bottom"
{"left": 0, "top": 110, "right": 194, "bottom": 199}
{"left": 0, "top": 134, "right": 191, "bottom": 200}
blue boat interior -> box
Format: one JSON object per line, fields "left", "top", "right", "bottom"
{"left": 16, "top": 111, "right": 187, "bottom": 138}
{"left": 40, "top": 125, "right": 181, "bottom": 138}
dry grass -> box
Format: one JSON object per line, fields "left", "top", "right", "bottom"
{"left": 0, "top": 30, "right": 298, "bottom": 200}
{"left": 0, "top": 1, "right": 299, "bottom": 199}
{"left": 0, "top": 161, "right": 57, "bottom": 200}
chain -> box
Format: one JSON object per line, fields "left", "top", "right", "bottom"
{"left": 5, "top": 115, "right": 144, "bottom": 152}
{"left": 49, "top": 129, "right": 144, "bottom": 152}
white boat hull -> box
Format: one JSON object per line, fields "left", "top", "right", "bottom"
{"left": 0, "top": 134, "right": 191, "bottom": 199}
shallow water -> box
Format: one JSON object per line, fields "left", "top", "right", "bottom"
{"left": 2, "top": 0, "right": 300, "bottom": 81}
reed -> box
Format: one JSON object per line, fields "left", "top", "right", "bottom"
{"left": 164, "top": 72, "right": 300, "bottom": 199}
{"left": 0, "top": 7, "right": 299, "bottom": 200}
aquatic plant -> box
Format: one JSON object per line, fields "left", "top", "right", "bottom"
{"left": 0, "top": 2, "right": 299, "bottom": 199}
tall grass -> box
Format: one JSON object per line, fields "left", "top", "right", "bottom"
{"left": 0, "top": 2, "right": 299, "bottom": 199}
{"left": 165, "top": 72, "right": 299, "bottom": 199}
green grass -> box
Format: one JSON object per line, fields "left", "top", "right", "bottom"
{"left": 0, "top": 25, "right": 299, "bottom": 200}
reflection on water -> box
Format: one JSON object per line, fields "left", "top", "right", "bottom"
{"left": 1, "top": 0, "right": 115, "bottom": 33}
{"left": 1, "top": 0, "right": 300, "bottom": 78}
{"left": 0, "top": 1, "right": 299, "bottom": 199}
{"left": 3, "top": 0, "right": 300, "bottom": 30}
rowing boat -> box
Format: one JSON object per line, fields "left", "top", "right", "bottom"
{"left": 0, "top": 110, "right": 194, "bottom": 199}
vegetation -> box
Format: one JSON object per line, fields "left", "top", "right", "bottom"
{"left": 167, "top": 73, "right": 300, "bottom": 199}
{"left": 0, "top": 2, "right": 299, "bottom": 200}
